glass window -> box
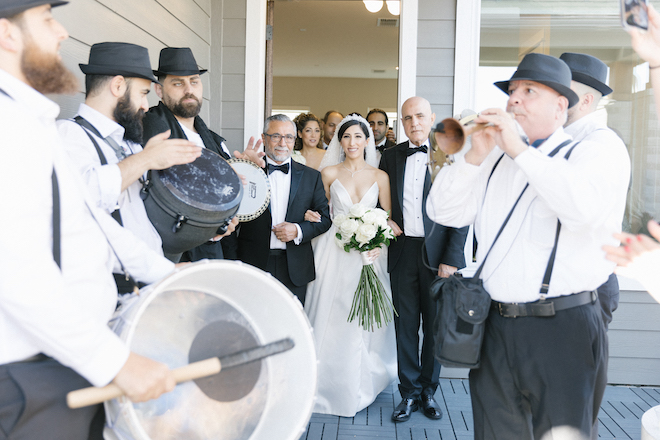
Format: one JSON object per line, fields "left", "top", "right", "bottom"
{"left": 479, "top": 0, "right": 654, "bottom": 234}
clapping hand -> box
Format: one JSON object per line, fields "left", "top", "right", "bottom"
{"left": 603, "top": 220, "right": 660, "bottom": 303}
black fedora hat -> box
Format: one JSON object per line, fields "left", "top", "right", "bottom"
{"left": 153, "top": 47, "right": 207, "bottom": 77}
{"left": 79, "top": 42, "right": 158, "bottom": 83}
{"left": 559, "top": 52, "right": 613, "bottom": 96}
{"left": 0, "top": 0, "right": 67, "bottom": 19}
{"left": 494, "top": 53, "right": 579, "bottom": 108}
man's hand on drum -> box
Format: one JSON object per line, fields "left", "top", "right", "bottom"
{"left": 304, "top": 210, "right": 322, "bottom": 223}
{"left": 210, "top": 216, "right": 239, "bottom": 241}
{"left": 234, "top": 136, "right": 266, "bottom": 168}
{"left": 112, "top": 352, "right": 176, "bottom": 403}
{"left": 141, "top": 130, "right": 202, "bottom": 170}
{"left": 272, "top": 222, "right": 298, "bottom": 242}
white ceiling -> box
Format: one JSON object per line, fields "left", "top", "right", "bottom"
{"left": 272, "top": 0, "right": 400, "bottom": 79}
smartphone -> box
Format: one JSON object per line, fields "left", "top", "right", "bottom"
{"left": 621, "top": 0, "right": 649, "bottom": 31}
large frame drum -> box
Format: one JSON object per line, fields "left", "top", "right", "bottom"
{"left": 105, "top": 261, "right": 317, "bottom": 440}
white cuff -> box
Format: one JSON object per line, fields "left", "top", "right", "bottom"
{"left": 293, "top": 224, "right": 303, "bottom": 245}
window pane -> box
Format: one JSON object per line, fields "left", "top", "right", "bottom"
{"left": 479, "top": 0, "right": 655, "bottom": 233}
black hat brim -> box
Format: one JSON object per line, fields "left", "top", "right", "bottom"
{"left": 494, "top": 78, "right": 579, "bottom": 108}
{"left": 79, "top": 64, "right": 159, "bottom": 84}
{"left": 0, "top": 0, "right": 67, "bottom": 18}
{"left": 152, "top": 69, "right": 208, "bottom": 77}
{"left": 570, "top": 71, "right": 613, "bottom": 96}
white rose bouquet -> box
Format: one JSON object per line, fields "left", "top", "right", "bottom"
{"left": 333, "top": 203, "right": 397, "bottom": 331}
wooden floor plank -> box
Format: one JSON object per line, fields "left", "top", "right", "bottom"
{"left": 304, "top": 381, "right": 658, "bottom": 440}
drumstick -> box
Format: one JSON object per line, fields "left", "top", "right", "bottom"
{"left": 66, "top": 337, "right": 295, "bottom": 409}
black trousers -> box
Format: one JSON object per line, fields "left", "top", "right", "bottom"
{"left": 469, "top": 299, "right": 607, "bottom": 440}
{"left": 390, "top": 237, "right": 440, "bottom": 399}
{"left": 0, "top": 357, "right": 103, "bottom": 440}
{"left": 596, "top": 273, "right": 619, "bottom": 330}
{"left": 266, "top": 249, "right": 307, "bottom": 305}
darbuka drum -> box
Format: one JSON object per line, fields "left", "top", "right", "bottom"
{"left": 105, "top": 260, "right": 317, "bottom": 440}
{"left": 227, "top": 158, "right": 270, "bottom": 221}
{"left": 142, "top": 148, "right": 242, "bottom": 254}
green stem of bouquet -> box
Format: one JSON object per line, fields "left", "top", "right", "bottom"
{"left": 347, "top": 264, "right": 398, "bottom": 331}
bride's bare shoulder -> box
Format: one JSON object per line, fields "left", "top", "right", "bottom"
{"left": 321, "top": 164, "right": 340, "bottom": 179}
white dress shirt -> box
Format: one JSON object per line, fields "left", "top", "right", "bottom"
{"left": 266, "top": 157, "right": 302, "bottom": 249}
{"left": 0, "top": 69, "right": 174, "bottom": 386}
{"left": 403, "top": 139, "right": 431, "bottom": 237}
{"left": 427, "top": 126, "right": 630, "bottom": 303}
{"left": 57, "top": 104, "right": 163, "bottom": 255}
{"left": 180, "top": 122, "right": 231, "bottom": 157}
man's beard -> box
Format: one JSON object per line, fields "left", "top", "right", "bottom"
{"left": 114, "top": 91, "right": 145, "bottom": 144}
{"left": 21, "top": 37, "right": 78, "bottom": 95}
{"left": 166, "top": 93, "right": 202, "bottom": 119}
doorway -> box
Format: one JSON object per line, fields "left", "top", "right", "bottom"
{"left": 269, "top": 0, "right": 400, "bottom": 127}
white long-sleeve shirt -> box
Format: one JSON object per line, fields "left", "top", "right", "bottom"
{"left": 57, "top": 104, "right": 163, "bottom": 254}
{"left": 0, "top": 69, "right": 174, "bottom": 386}
{"left": 426, "top": 126, "right": 630, "bottom": 303}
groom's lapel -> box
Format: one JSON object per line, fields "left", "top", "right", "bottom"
{"left": 288, "top": 160, "right": 304, "bottom": 210}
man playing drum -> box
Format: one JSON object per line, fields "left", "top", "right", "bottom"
{"left": 143, "top": 46, "right": 264, "bottom": 262}
{"left": 56, "top": 42, "right": 213, "bottom": 283}
{"left": 0, "top": 2, "right": 178, "bottom": 438}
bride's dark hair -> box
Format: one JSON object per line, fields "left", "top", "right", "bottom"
{"left": 337, "top": 118, "right": 370, "bottom": 140}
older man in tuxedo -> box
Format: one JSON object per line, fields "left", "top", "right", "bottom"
{"left": 226, "top": 114, "right": 331, "bottom": 304}
{"left": 380, "top": 96, "right": 469, "bottom": 423}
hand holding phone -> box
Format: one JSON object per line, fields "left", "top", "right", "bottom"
{"left": 622, "top": 0, "right": 650, "bottom": 31}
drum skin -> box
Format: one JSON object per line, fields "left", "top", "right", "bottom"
{"left": 227, "top": 159, "right": 270, "bottom": 222}
{"left": 143, "top": 149, "right": 242, "bottom": 254}
{"left": 105, "top": 261, "right": 317, "bottom": 440}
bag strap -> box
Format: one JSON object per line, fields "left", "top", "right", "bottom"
{"left": 475, "top": 139, "right": 572, "bottom": 279}
{"left": 539, "top": 140, "right": 581, "bottom": 295}
{"left": 52, "top": 169, "right": 61, "bottom": 269}
{"left": 70, "top": 119, "right": 139, "bottom": 292}
{"left": 71, "top": 116, "right": 124, "bottom": 226}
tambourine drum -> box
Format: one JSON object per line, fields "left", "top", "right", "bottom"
{"left": 143, "top": 148, "right": 242, "bottom": 254}
{"left": 104, "top": 260, "right": 317, "bottom": 440}
{"left": 227, "top": 159, "right": 270, "bottom": 221}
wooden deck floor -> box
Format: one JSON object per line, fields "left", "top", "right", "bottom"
{"left": 300, "top": 380, "right": 659, "bottom": 440}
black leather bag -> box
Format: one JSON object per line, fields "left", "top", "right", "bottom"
{"left": 431, "top": 273, "right": 490, "bottom": 368}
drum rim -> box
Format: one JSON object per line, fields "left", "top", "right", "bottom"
{"left": 227, "top": 158, "right": 271, "bottom": 222}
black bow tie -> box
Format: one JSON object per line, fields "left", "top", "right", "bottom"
{"left": 267, "top": 163, "right": 289, "bottom": 175}
{"left": 406, "top": 145, "right": 428, "bottom": 156}
{"left": 376, "top": 143, "right": 387, "bottom": 153}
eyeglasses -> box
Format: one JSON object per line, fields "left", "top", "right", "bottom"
{"left": 264, "top": 133, "right": 296, "bottom": 144}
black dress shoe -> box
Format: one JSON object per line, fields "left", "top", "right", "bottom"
{"left": 391, "top": 397, "right": 418, "bottom": 422}
{"left": 419, "top": 393, "right": 443, "bottom": 420}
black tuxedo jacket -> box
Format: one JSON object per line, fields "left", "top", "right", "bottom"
{"left": 379, "top": 141, "right": 468, "bottom": 273}
{"left": 225, "top": 160, "right": 331, "bottom": 286}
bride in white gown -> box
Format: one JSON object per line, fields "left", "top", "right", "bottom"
{"left": 304, "top": 114, "right": 397, "bottom": 417}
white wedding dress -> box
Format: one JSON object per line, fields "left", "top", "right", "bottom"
{"left": 304, "top": 179, "right": 397, "bottom": 417}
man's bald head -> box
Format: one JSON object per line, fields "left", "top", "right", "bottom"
{"left": 401, "top": 97, "right": 435, "bottom": 146}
